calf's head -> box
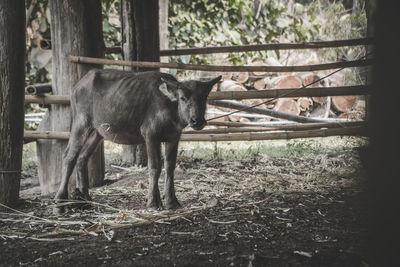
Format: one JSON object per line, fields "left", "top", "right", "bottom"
{"left": 160, "top": 76, "right": 221, "bottom": 130}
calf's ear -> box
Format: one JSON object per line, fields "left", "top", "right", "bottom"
{"left": 159, "top": 80, "right": 178, "bottom": 102}
{"left": 203, "top": 75, "right": 222, "bottom": 94}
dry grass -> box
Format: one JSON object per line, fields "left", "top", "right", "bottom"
{"left": 8, "top": 136, "right": 366, "bottom": 242}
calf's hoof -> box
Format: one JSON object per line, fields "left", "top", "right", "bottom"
{"left": 71, "top": 188, "right": 92, "bottom": 202}
{"left": 146, "top": 198, "right": 163, "bottom": 211}
{"left": 53, "top": 206, "right": 65, "bottom": 215}
{"left": 166, "top": 198, "right": 181, "bottom": 210}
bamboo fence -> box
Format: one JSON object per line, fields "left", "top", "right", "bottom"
{"left": 24, "top": 38, "right": 371, "bottom": 141}
{"left": 70, "top": 55, "right": 371, "bottom": 73}
{"left": 24, "top": 85, "right": 370, "bottom": 105}
{"left": 103, "top": 38, "right": 372, "bottom": 56}
{"left": 24, "top": 124, "right": 366, "bottom": 143}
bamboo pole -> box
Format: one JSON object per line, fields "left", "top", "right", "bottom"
{"left": 24, "top": 95, "right": 69, "bottom": 105}
{"left": 208, "top": 100, "right": 324, "bottom": 123}
{"left": 185, "top": 121, "right": 366, "bottom": 134}
{"left": 159, "top": 38, "right": 373, "bottom": 56}
{"left": 106, "top": 39, "right": 373, "bottom": 56}
{"left": 180, "top": 126, "right": 366, "bottom": 141}
{"left": 24, "top": 125, "right": 366, "bottom": 142}
{"left": 24, "top": 131, "right": 69, "bottom": 140}
{"left": 25, "top": 83, "right": 52, "bottom": 95}
{"left": 208, "top": 85, "right": 370, "bottom": 100}
{"left": 70, "top": 55, "right": 372, "bottom": 73}
{"left": 23, "top": 85, "right": 370, "bottom": 105}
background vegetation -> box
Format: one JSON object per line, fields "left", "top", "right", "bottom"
{"left": 24, "top": 0, "right": 367, "bottom": 129}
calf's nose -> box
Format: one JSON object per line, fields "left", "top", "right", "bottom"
{"left": 189, "top": 118, "right": 206, "bottom": 129}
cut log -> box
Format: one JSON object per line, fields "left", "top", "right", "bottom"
{"left": 249, "top": 61, "right": 268, "bottom": 76}
{"left": 25, "top": 83, "right": 52, "bottom": 95}
{"left": 219, "top": 80, "right": 246, "bottom": 91}
{"left": 216, "top": 71, "right": 233, "bottom": 81}
{"left": 275, "top": 75, "right": 302, "bottom": 89}
{"left": 331, "top": 95, "right": 359, "bottom": 112}
{"left": 274, "top": 99, "right": 300, "bottom": 116}
{"left": 298, "top": 73, "right": 328, "bottom": 105}
{"left": 297, "top": 97, "right": 313, "bottom": 111}
{"left": 253, "top": 78, "right": 267, "bottom": 90}
{"left": 232, "top": 71, "right": 249, "bottom": 84}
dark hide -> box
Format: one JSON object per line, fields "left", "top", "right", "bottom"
{"left": 54, "top": 69, "right": 221, "bottom": 213}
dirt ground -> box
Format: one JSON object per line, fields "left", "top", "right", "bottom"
{"left": 0, "top": 144, "right": 369, "bottom": 266}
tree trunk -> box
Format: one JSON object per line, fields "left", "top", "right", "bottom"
{"left": 36, "top": 0, "right": 105, "bottom": 196}
{"left": 367, "top": 1, "right": 400, "bottom": 265}
{"left": 121, "top": 0, "right": 159, "bottom": 166}
{"left": 159, "top": 0, "right": 169, "bottom": 61}
{"left": 0, "top": 0, "right": 25, "bottom": 211}
{"left": 365, "top": 0, "right": 376, "bottom": 120}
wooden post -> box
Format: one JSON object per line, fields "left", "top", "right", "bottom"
{"left": 159, "top": 0, "right": 169, "bottom": 67}
{"left": 36, "top": 0, "right": 105, "bottom": 196}
{"left": 367, "top": 1, "right": 400, "bottom": 265}
{"left": 365, "top": 0, "right": 376, "bottom": 120}
{"left": 0, "top": 0, "right": 25, "bottom": 211}
{"left": 121, "top": 0, "right": 160, "bottom": 166}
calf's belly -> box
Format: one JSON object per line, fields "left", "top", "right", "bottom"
{"left": 96, "top": 126, "right": 144, "bottom": 145}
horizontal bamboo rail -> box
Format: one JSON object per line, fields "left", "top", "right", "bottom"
{"left": 180, "top": 126, "right": 366, "bottom": 141}
{"left": 25, "top": 95, "right": 70, "bottom": 105}
{"left": 104, "top": 38, "right": 372, "bottom": 56}
{"left": 208, "top": 85, "right": 370, "bottom": 100}
{"left": 160, "top": 38, "right": 373, "bottom": 56}
{"left": 185, "top": 121, "right": 366, "bottom": 134}
{"left": 24, "top": 131, "right": 69, "bottom": 140}
{"left": 23, "top": 85, "right": 369, "bottom": 105}
{"left": 24, "top": 126, "right": 366, "bottom": 142}
{"left": 70, "top": 56, "right": 372, "bottom": 73}
{"left": 208, "top": 100, "right": 324, "bottom": 123}
{"left": 25, "top": 83, "right": 52, "bottom": 95}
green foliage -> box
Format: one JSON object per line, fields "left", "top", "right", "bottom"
{"left": 169, "top": 0, "right": 321, "bottom": 66}
{"left": 305, "top": 0, "right": 367, "bottom": 61}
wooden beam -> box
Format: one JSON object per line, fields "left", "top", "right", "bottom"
{"left": 105, "top": 38, "right": 373, "bottom": 56}
{"left": 25, "top": 95, "right": 70, "bottom": 105}
{"left": 25, "top": 83, "right": 52, "bottom": 95}
{"left": 159, "top": 38, "right": 373, "bottom": 56}
{"left": 208, "top": 100, "right": 325, "bottom": 123}
{"left": 70, "top": 55, "right": 372, "bottom": 72}
{"left": 23, "top": 85, "right": 370, "bottom": 105}
{"left": 24, "top": 125, "right": 366, "bottom": 142}
{"left": 185, "top": 121, "right": 366, "bottom": 134}
{"left": 208, "top": 85, "right": 371, "bottom": 100}
{"left": 181, "top": 126, "right": 366, "bottom": 141}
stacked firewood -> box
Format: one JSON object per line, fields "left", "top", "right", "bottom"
{"left": 207, "top": 60, "right": 361, "bottom": 123}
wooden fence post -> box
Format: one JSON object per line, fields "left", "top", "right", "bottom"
{"left": 36, "top": 0, "right": 105, "bottom": 196}
{"left": 0, "top": 0, "right": 25, "bottom": 211}
{"left": 121, "top": 0, "right": 160, "bottom": 166}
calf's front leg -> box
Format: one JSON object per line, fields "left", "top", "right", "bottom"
{"left": 144, "top": 136, "right": 163, "bottom": 210}
{"left": 164, "top": 139, "right": 181, "bottom": 209}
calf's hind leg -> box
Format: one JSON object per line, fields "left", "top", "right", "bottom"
{"left": 54, "top": 121, "right": 90, "bottom": 214}
{"left": 74, "top": 130, "right": 103, "bottom": 201}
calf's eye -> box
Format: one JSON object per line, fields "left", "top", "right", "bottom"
{"left": 180, "top": 96, "right": 187, "bottom": 101}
